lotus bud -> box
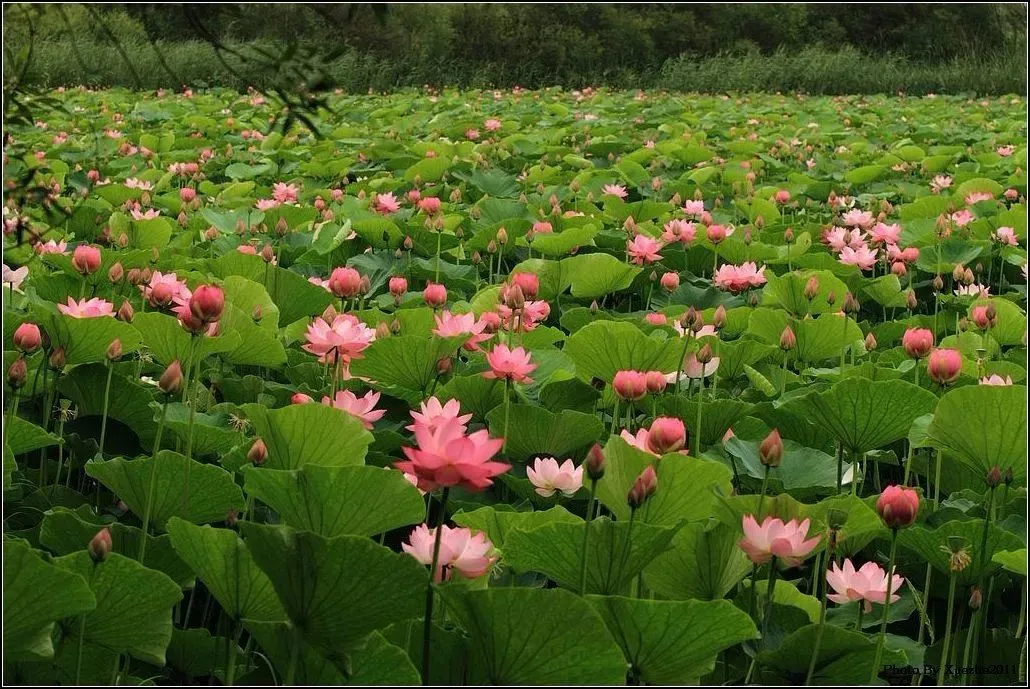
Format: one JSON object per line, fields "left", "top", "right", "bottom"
{"left": 784, "top": 227, "right": 794, "bottom": 243}
{"left": 359, "top": 275, "right": 371, "bottom": 295}
{"left": 906, "top": 290, "right": 918, "bottom": 310}
{"left": 403, "top": 235, "right": 414, "bottom": 251}
{"left": 590, "top": 300, "right": 599, "bottom": 314}
{"left": 49, "top": 347, "right": 66, "bottom": 371}
{"left": 13, "top": 323, "right": 41, "bottom": 353}
{"left": 436, "top": 356, "right": 453, "bottom": 375}
{"left": 276, "top": 217, "right": 289, "bottom": 236}
{"left": 932, "top": 275, "right": 944, "bottom": 291}
{"left": 864, "top": 332, "right": 877, "bottom": 350}
{"left": 108, "top": 262, "right": 124, "bottom": 284}
{"left": 969, "top": 586, "right": 982, "bottom": 610}
{"left": 471, "top": 251, "right": 482, "bottom": 265}
{"left": 248, "top": 438, "right": 267, "bottom": 466}
{"left": 748, "top": 292, "right": 760, "bottom": 307}
{"left": 779, "top": 326, "right": 797, "bottom": 351}
{"left": 159, "top": 360, "right": 183, "bottom": 395}
{"left": 487, "top": 240, "right": 498, "bottom": 254}
{"left": 88, "top": 528, "right": 113, "bottom": 563}
{"left": 391, "top": 319, "right": 402, "bottom": 335}
{"left": 7, "top": 358, "right": 27, "bottom": 389}
{"left": 826, "top": 291, "right": 836, "bottom": 307}
{"left": 496, "top": 227, "right": 508, "bottom": 245}
{"left": 963, "top": 268, "right": 974, "bottom": 285}
{"left": 586, "top": 443, "right": 606, "bottom": 481}
{"left": 321, "top": 304, "right": 339, "bottom": 322}
{"left": 759, "top": 429, "right": 783, "bottom": 467}
{"left": 106, "top": 339, "right": 122, "bottom": 361}
{"left": 261, "top": 244, "right": 275, "bottom": 263}
{"left": 985, "top": 465, "right": 1003, "bottom": 488}
{"left": 875, "top": 485, "right": 920, "bottom": 529}
{"left": 804, "top": 276, "right": 820, "bottom": 301}
{"left": 291, "top": 392, "right": 313, "bottom": 405}
{"left": 252, "top": 305, "right": 263, "bottom": 322}
{"left": 627, "top": 465, "right": 658, "bottom": 510}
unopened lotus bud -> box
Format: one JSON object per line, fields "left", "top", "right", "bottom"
{"left": 974, "top": 262, "right": 984, "bottom": 276}
{"left": 843, "top": 292, "right": 859, "bottom": 315}
{"left": 252, "top": 305, "right": 263, "bottom": 322}
{"left": 952, "top": 263, "right": 966, "bottom": 282}
{"left": 359, "top": 276, "right": 371, "bottom": 295}
{"left": 963, "top": 268, "right": 974, "bottom": 285}
{"left": 696, "top": 342, "right": 713, "bottom": 364}
{"left": 276, "top": 216, "right": 289, "bottom": 236}
{"left": 108, "top": 262, "right": 124, "bottom": 284}
{"left": 376, "top": 322, "right": 391, "bottom": 339}
{"left": 88, "top": 528, "right": 113, "bottom": 563}
{"left": 261, "top": 244, "right": 275, "bottom": 263}
{"left": 106, "top": 339, "right": 122, "bottom": 361}
{"left": 779, "top": 325, "right": 797, "bottom": 351}
{"left": 321, "top": 305, "right": 339, "bottom": 322}
{"left": 487, "top": 240, "right": 498, "bottom": 254}
{"left": 391, "top": 319, "right": 402, "bottom": 335}
{"left": 7, "top": 358, "right": 27, "bottom": 389}
{"left": 784, "top": 227, "right": 794, "bottom": 243}
{"left": 403, "top": 235, "right": 414, "bottom": 251}
{"left": 436, "top": 356, "right": 453, "bottom": 375}
{"left": 49, "top": 347, "right": 66, "bottom": 371}
{"left": 449, "top": 188, "right": 462, "bottom": 203}
{"left": 627, "top": 465, "right": 658, "bottom": 510}
{"left": 986, "top": 465, "right": 1003, "bottom": 488}
{"left": 204, "top": 226, "right": 219, "bottom": 242}
{"left": 804, "top": 276, "right": 820, "bottom": 301}
{"left": 585, "top": 443, "right": 606, "bottom": 481}
{"left": 864, "top": 332, "right": 877, "bottom": 350}
{"left": 177, "top": 211, "right": 188, "bottom": 227}
{"left": 713, "top": 305, "right": 728, "bottom": 330}
{"left": 969, "top": 586, "right": 982, "bottom": 610}
{"left": 743, "top": 228, "right": 752, "bottom": 245}
{"left": 472, "top": 251, "right": 482, "bottom": 265}
{"left": 13, "top": 323, "right": 42, "bottom": 353}
{"left": 670, "top": 192, "right": 681, "bottom": 206}
{"left": 496, "top": 227, "right": 508, "bottom": 245}
{"left": 590, "top": 300, "right": 599, "bottom": 314}
{"left": 932, "top": 275, "right": 944, "bottom": 291}
{"left": 248, "top": 438, "right": 267, "bottom": 466}
{"left": 759, "top": 429, "right": 783, "bottom": 467}
{"left": 748, "top": 292, "right": 760, "bottom": 308}
{"left": 236, "top": 219, "right": 247, "bottom": 235}
{"left": 826, "top": 291, "right": 836, "bottom": 307}
{"left": 116, "top": 232, "right": 129, "bottom": 248}
{"left": 159, "top": 360, "right": 183, "bottom": 395}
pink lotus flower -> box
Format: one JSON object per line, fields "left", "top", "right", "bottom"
{"left": 950, "top": 209, "right": 975, "bottom": 227}
{"left": 403, "top": 524, "right": 496, "bottom": 582}
{"left": 302, "top": 313, "right": 376, "bottom": 365}
{"left": 35, "top": 240, "right": 68, "bottom": 255}
{"left": 483, "top": 344, "right": 536, "bottom": 384}
{"left": 995, "top": 227, "right": 1018, "bottom": 246}
{"left": 662, "top": 219, "right": 696, "bottom": 244}
{"left": 496, "top": 300, "right": 551, "bottom": 332}
{"left": 706, "top": 224, "right": 733, "bottom": 244}
{"left": 433, "top": 311, "right": 492, "bottom": 351}
{"left": 868, "top": 223, "right": 902, "bottom": 246}
{"left": 965, "top": 192, "right": 994, "bottom": 205}
{"left": 626, "top": 234, "right": 664, "bottom": 265}
{"left": 621, "top": 428, "right": 656, "bottom": 455}
{"left": 58, "top": 297, "right": 115, "bottom": 318}
{"left": 841, "top": 209, "right": 875, "bottom": 229}
{"left": 997, "top": 145, "right": 1014, "bottom": 156}
{"left": 124, "top": 177, "right": 152, "bottom": 191}
{"left": 322, "top": 389, "right": 385, "bottom": 429}
{"left": 838, "top": 245, "right": 878, "bottom": 271}
{"left": 130, "top": 208, "right": 161, "bottom": 221}
{"left": 374, "top": 192, "right": 401, "bottom": 214}
{"left": 826, "top": 559, "right": 905, "bottom": 612}
{"left": 980, "top": 374, "right": 1014, "bottom": 386}
{"left": 738, "top": 515, "right": 821, "bottom": 567}
{"left": 602, "top": 183, "right": 628, "bottom": 199}
{"left": 675, "top": 352, "right": 720, "bottom": 380}
{"left": 3, "top": 264, "right": 28, "bottom": 292}
{"left": 954, "top": 283, "right": 990, "bottom": 298}
{"left": 407, "top": 396, "right": 472, "bottom": 434}
{"left": 141, "top": 271, "right": 189, "bottom": 307}
{"left": 255, "top": 198, "right": 280, "bottom": 211}
{"left": 823, "top": 227, "right": 867, "bottom": 252}
{"left": 272, "top": 182, "right": 299, "bottom": 204}
{"left": 465, "top": 129, "right": 480, "bottom": 141}
{"left": 308, "top": 276, "right": 331, "bottom": 291}
{"left": 645, "top": 312, "right": 668, "bottom": 326}
{"left": 484, "top": 118, "right": 502, "bottom": 131}
{"left": 714, "top": 262, "right": 767, "bottom": 293}
{"left": 526, "top": 457, "right": 583, "bottom": 497}
{"left": 930, "top": 175, "right": 952, "bottom": 194}
{"left": 682, "top": 200, "right": 705, "bottom": 217}
{"left": 531, "top": 221, "right": 553, "bottom": 236}
{"left": 395, "top": 423, "right": 508, "bottom": 492}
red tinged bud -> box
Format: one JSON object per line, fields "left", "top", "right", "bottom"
{"left": 586, "top": 443, "right": 606, "bottom": 481}
{"left": 759, "top": 429, "right": 783, "bottom": 468}
{"left": 418, "top": 196, "right": 442, "bottom": 215}
{"left": 72, "top": 244, "right": 102, "bottom": 274}
{"left": 876, "top": 485, "right": 920, "bottom": 529}
{"left": 842, "top": 292, "right": 860, "bottom": 315}
{"left": 88, "top": 528, "right": 113, "bottom": 563}
{"left": 389, "top": 276, "right": 408, "bottom": 298}
{"left": 905, "top": 290, "right": 918, "bottom": 310}
{"left": 189, "top": 284, "right": 225, "bottom": 324}
{"left": 261, "top": 244, "right": 275, "bottom": 263}
{"left": 864, "top": 332, "right": 877, "bottom": 351}
{"left": 660, "top": 272, "right": 680, "bottom": 292}
{"left": 713, "top": 305, "right": 728, "bottom": 330}
{"left": 932, "top": 275, "right": 944, "bottom": 292}
{"left": 969, "top": 585, "right": 982, "bottom": 610}
{"left": 803, "top": 276, "right": 820, "bottom": 301}
{"left": 985, "top": 465, "right": 1003, "bottom": 488}
{"left": 108, "top": 262, "right": 124, "bottom": 284}
{"left": 927, "top": 348, "right": 962, "bottom": 386}
{"left": 645, "top": 370, "right": 667, "bottom": 394}
{"left": 248, "top": 438, "right": 267, "bottom": 466}
{"left": 496, "top": 227, "right": 508, "bottom": 245}
{"left": 647, "top": 417, "right": 686, "bottom": 455}
{"left": 436, "top": 356, "right": 453, "bottom": 375}
{"left": 423, "top": 282, "right": 447, "bottom": 308}
{"left": 627, "top": 465, "right": 658, "bottom": 510}
{"left": 613, "top": 370, "right": 648, "bottom": 401}
{"left": 502, "top": 283, "right": 525, "bottom": 310}
{"left": 159, "top": 360, "right": 183, "bottom": 395}
{"left": 696, "top": 343, "right": 713, "bottom": 364}
{"left": 328, "top": 267, "right": 361, "bottom": 299}
{"left": 779, "top": 326, "right": 797, "bottom": 351}
{"left": 13, "top": 323, "right": 41, "bottom": 353}
{"left": 512, "top": 272, "right": 539, "bottom": 299}
{"left": 7, "top": 358, "right": 27, "bottom": 389}
{"left": 49, "top": 347, "right": 66, "bottom": 371}
{"left": 291, "top": 392, "right": 314, "bottom": 405}
{"left": 106, "top": 339, "right": 122, "bottom": 361}
{"left": 902, "top": 328, "right": 934, "bottom": 359}
{"left": 179, "top": 187, "right": 196, "bottom": 203}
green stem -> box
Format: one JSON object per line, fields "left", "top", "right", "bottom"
{"left": 609, "top": 398, "right": 621, "bottom": 437}
{"left": 780, "top": 352, "right": 789, "bottom": 397}
{"left": 757, "top": 465, "right": 771, "bottom": 520}
{"left": 762, "top": 557, "right": 779, "bottom": 642}
{"left": 3, "top": 388, "right": 20, "bottom": 449}
{"left": 138, "top": 398, "right": 169, "bottom": 564}
{"left": 53, "top": 413, "right": 67, "bottom": 488}
{"left": 869, "top": 529, "right": 899, "bottom": 683}
{"left": 840, "top": 315, "right": 848, "bottom": 373}
{"left": 693, "top": 392, "right": 703, "bottom": 456}
{"left": 961, "top": 604, "right": 977, "bottom": 686}
{"left": 939, "top": 576, "right": 959, "bottom": 683}
{"left": 914, "top": 360, "right": 920, "bottom": 387}
{"left": 96, "top": 360, "right": 115, "bottom": 458}
{"left": 674, "top": 331, "right": 692, "bottom": 394}
{"left": 182, "top": 338, "right": 201, "bottom": 515}
{"left": 579, "top": 479, "right": 598, "bottom": 595}
{"left": 422, "top": 488, "right": 450, "bottom": 685}
{"left": 434, "top": 230, "right": 442, "bottom": 283}
{"left": 225, "top": 620, "right": 242, "bottom": 686}
{"left": 932, "top": 449, "right": 943, "bottom": 508}
{"left": 835, "top": 443, "right": 844, "bottom": 495}
{"left": 285, "top": 621, "right": 302, "bottom": 686}
{"left": 74, "top": 564, "right": 97, "bottom": 684}
{"left": 805, "top": 538, "right": 834, "bottom": 685}
{"left": 851, "top": 449, "right": 861, "bottom": 497}
{"left": 501, "top": 379, "right": 510, "bottom": 454}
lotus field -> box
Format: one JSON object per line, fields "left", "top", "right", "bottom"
{"left": 2, "top": 87, "right": 1029, "bottom": 686}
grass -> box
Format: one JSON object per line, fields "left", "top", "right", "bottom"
{"left": 14, "top": 40, "right": 1028, "bottom": 95}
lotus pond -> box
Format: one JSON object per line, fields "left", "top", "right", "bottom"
{"left": 2, "top": 87, "right": 1028, "bottom": 685}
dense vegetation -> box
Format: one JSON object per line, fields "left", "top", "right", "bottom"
{"left": 4, "top": 4, "right": 1027, "bottom": 93}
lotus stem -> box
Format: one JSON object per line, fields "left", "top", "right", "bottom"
{"left": 609, "top": 398, "right": 621, "bottom": 437}
{"left": 501, "top": 379, "right": 510, "bottom": 453}
{"left": 183, "top": 337, "right": 201, "bottom": 515}
{"left": 1017, "top": 580, "right": 1026, "bottom": 639}
{"left": 579, "top": 478, "right": 598, "bottom": 595}
{"left": 693, "top": 395, "right": 703, "bottom": 456}
{"left": 869, "top": 528, "right": 899, "bottom": 683}
{"left": 762, "top": 557, "right": 779, "bottom": 642}
{"left": 285, "top": 621, "right": 302, "bottom": 685}
{"left": 422, "top": 487, "right": 450, "bottom": 685}
{"left": 434, "top": 230, "right": 442, "bottom": 283}
{"left": 3, "top": 388, "right": 20, "bottom": 449}
{"left": 138, "top": 397, "right": 170, "bottom": 564}
{"left": 97, "top": 359, "right": 115, "bottom": 458}
{"left": 757, "top": 465, "right": 771, "bottom": 521}
{"left": 805, "top": 535, "right": 834, "bottom": 685}
{"left": 936, "top": 573, "right": 958, "bottom": 686}
{"left": 674, "top": 330, "right": 692, "bottom": 394}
